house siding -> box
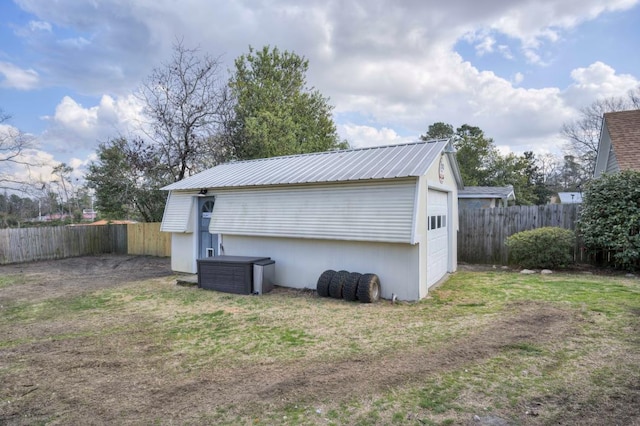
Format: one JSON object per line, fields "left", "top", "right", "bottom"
{"left": 160, "top": 192, "right": 196, "bottom": 233}
{"left": 221, "top": 234, "right": 421, "bottom": 301}
{"left": 606, "top": 148, "right": 619, "bottom": 174}
{"left": 210, "top": 179, "right": 417, "bottom": 243}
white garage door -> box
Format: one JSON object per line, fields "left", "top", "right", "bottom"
{"left": 427, "top": 189, "right": 449, "bottom": 287}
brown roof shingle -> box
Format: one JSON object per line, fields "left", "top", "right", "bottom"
{"left": 604, "top": 109, "right": 640, "bottom": 171}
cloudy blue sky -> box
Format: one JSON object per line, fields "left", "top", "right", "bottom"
{"left": 1, "top": 0, "right": 639, "bottom": 186}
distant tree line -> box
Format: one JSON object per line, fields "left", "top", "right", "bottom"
{"left": 0, "top": 185, "right": 92, "bottom": 228}
{"left": 2, "top": 39, "right": 639, "bottom": 224}
{"left": 85, "top": 42, "right": 347, "bottom": 221}
{"left": 422, "top": 123, "right": 571, "bottom": 205}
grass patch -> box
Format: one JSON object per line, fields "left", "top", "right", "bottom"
{"left": 0, "top": 274, "right": 25, "bottom": 289}
{"left": 1, "top": 267, "right": 638, "bottom": 425}
{"left": 168, "top": 309, "right": 317, "bottom": 364}
{"left": 0, "top": 291, "right": 124, "bottom": 323}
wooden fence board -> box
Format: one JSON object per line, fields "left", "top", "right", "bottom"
{"left": 458, "top": 204, "right": 582, "bottom": 265}
{"left": 127, "top": 222, "right": 171, "bottom": 257}
{"left": 0, "top": 224, "right": 129, "bottom": 265}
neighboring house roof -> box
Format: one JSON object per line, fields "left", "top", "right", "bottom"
{"left": 458, "top": 185, "right": 515, "bottom": 202}
{"left": 557, "top": 192, "right": 583, "bottom": 204}
{"left": 594, "top": 109, "right": 640, "bottom": 177}
{"left": 162, "top": 139, "right": 463, "bottom": 191}
{"left": 72, "top": 219, "right": 138, "bottom": 226}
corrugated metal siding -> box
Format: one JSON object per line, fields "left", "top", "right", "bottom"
{"left": 160, "top": 192, "right": 196, "bottom": 232}
{"left": 210, "top": 180, "right": 417, "bottom": 243}
{"left": 163, "top": 140, "right": 448, "bottom": 191}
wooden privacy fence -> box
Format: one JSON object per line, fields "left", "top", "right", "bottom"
{"left": 458, "top": 204, "right": 582, "bottom": 265}
{"left": 0, "top": 223, "right": 170, "bottom": 265}
{"left": 127, "top": 222, "right": 171, "bottom": 257}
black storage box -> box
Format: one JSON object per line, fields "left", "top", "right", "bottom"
{"left": 197, "top": 256, "right": 270, "bottom": 295}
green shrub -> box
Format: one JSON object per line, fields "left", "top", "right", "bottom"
{"left": 506, "top": 227, "right": 575, "bottom": 269}
{"left": 579, "top": 171, "right": 640, "bottom": 271}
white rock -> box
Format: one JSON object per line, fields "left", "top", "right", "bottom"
{"left": 520, "top": 269, "right": 536, "bottom": 274}
{"left": 541, "top": 269, "right": 553, "bottom": 275}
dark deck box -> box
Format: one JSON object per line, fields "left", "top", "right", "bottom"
{"left": 197, "top": 256, "right": 270, "bottom": 294}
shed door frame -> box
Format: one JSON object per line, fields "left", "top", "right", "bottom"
{"left": 426, "top": 188, "right": 451, "bottom": 287}
{"left": 198, "top": 196, "right": 219, "bottom": 258}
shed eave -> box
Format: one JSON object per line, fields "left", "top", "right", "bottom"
{"left": 163, "top": 175, "right": 421, "bottom": 192}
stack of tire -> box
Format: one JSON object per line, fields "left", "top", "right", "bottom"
{"left": 316, "top": 270, "right": 380, "bottom": 303}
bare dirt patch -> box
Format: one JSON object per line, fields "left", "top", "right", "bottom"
{"left": 0, "top": 254, "right": 172, "bottom": 304}
{"left": 1, "top": 256, "right": 638, "bottom": 425}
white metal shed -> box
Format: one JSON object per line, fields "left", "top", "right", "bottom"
{"left": 161, "top": 139, "right": 463, "bottom": 301}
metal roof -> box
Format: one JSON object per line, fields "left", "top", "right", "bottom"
{"left": 162, "top": 139, "right": 452, "bottom": 191}
{"left": 458, "top": 186, "right": 515, "bottom": 200}
{"left": 557, "top": 192, "right": 582, "bottom": 204}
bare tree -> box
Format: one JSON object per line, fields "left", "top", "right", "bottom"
{"left": 537, "top": 153, "right": 562, "bottom": 187}
{"left": 138, "top": 40, "right": 232, "bottom": 182}
{"left": 561, "top": 87, "right": 640, "bottom": 177}
{"left": 0, "top": 109, "right": 36, "bottom": 191}
{"left": 629, "top": 86, "right": 640, "bottom": 109}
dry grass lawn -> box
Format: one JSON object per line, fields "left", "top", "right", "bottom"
{"left": 0, "top": 255, "right": 639, "bottom": 425}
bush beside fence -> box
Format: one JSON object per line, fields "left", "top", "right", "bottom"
{"left": 1, "top": 208, "right": 598, "bottom": 267}
{"left": 458, "top": 204, "right": 583, "bottom": 265}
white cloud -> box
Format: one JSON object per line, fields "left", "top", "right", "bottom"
{"left": 512, "top": 72, "right": 524, "bottom": 85}
{"left": 28, "top": 20, "right": 51, "bottom": 32}
{"left": 563, "top": 61, "right": 640, "bottom": 108}
{"left": 475, "top": 36, "right": 496, "bottom": 56}
{"left": 481, "top": 0, "right": 636, "bottom": 48}
{"left": 41, "top": 94, "right": 145, "bottom": 155}
{"left": 50, "top": 96, "right": 98, "bottom": 131}
{"left": 0, "top": 146, "right": 56, "bottom": 192}
{"left": 0, "top": 123, "right": 89, "bottom": 192}
{"left": 339, "top": 124, "right": 411, "bottom": 148}
{"left": 0, "top": 62, "right": 39, "bottom": 90}
{"left": 58, "top": 37, "right": 91, "bottom": 49}
{"left": 6, "top": 0, "right": 640, "bottom": 166}
{"left": 497, "top": 44, "right": 514, "bottom": 60}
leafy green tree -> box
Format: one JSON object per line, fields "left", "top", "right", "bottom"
{"left": 421, "top": 122, "right": 554, "bottom": 205}
{"left": 85, "top": 138, "right": 168, "bottom": 222}
{"left": 228, "top": 45, "right": 347, "bottom": 160}
{"left": 579, "top": 170, "right": 640, "bottom": 270}
{"left": 0, "top": 192, "right": 39, "bottom": 227}
{"left": 525, "top": 151, "right": 554, "bottom": 205}
{"left": 421, "top": 122, "right": 498, "bottom": 186}
{"left": 452, "top": 124, "right": 500, "bottom": 186}
{"left": 420, "top": 122, "right": 454, "bottom": 140}
{"left": 496, "top": 151, "right": 552, "bottom": 205}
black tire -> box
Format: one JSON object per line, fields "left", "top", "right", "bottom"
{"left": 316, "top": 270, "right": 335, "bottom": 297}
{"left": 342, "top": 272, "right": 362, "bottom": 302}
{"left": 357, "top": 273, "right": 380, "bottom": 303}
{"left": 329, "top": 270, "right": 349, "bottom": 299}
